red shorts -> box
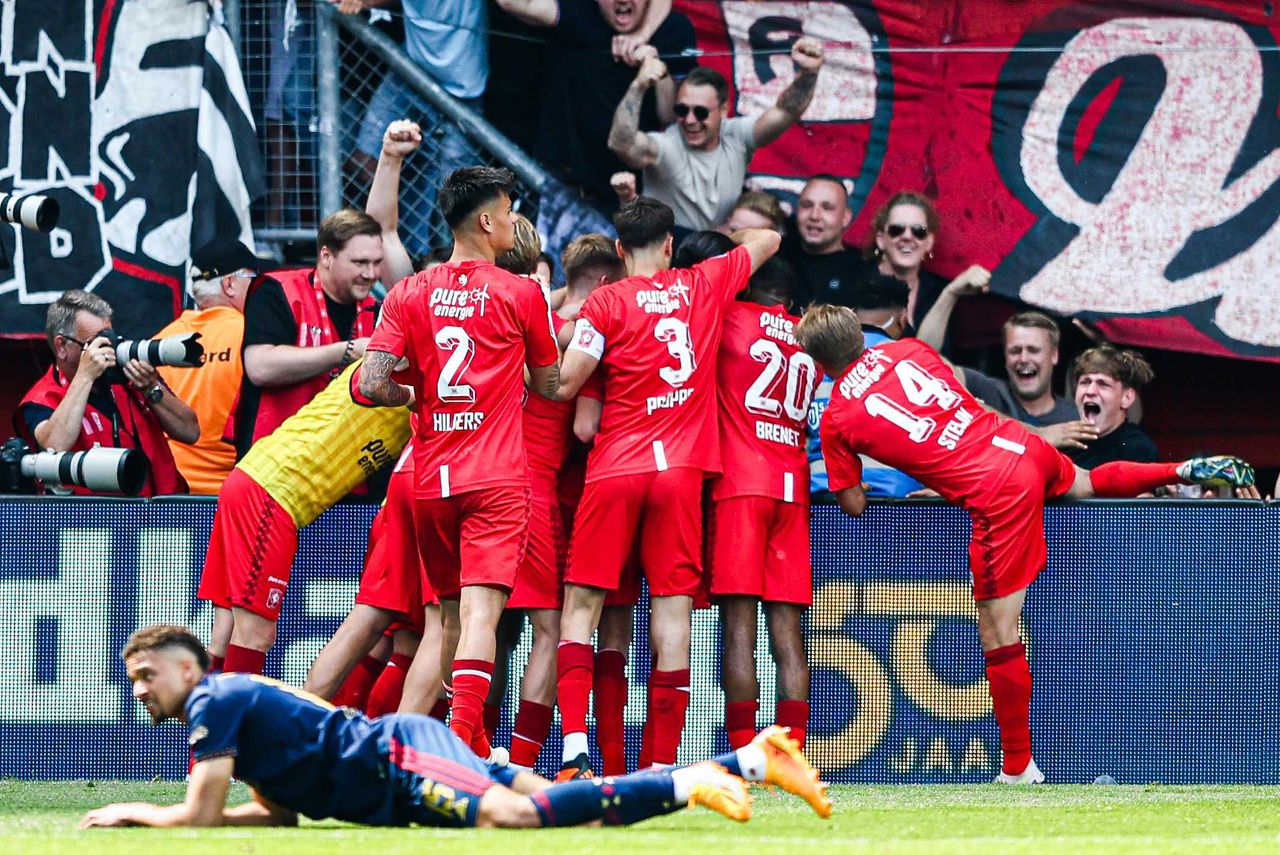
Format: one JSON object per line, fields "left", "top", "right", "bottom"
{"left": 968, "top": 432, "right": 1078, "bottom": 601}
{"left": 196, "top": 468, "right": 299, "bottom": 620}
{"left": 708, "top": 496, "right": 812, "bottom": 605}
{"left": 566, "top": 467, "right": 703, "bottom": 598}
{"left": 356, "top": 467, "right": 436, "bottom": 633}
{"left": 414, "top": 486, "right": 531, "bottom": 600}
{"left": 507, "top": 467, "right": 566, "bottom": 610}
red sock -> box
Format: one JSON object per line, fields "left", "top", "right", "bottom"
{"left": 223, "top": 644, "right": 265, "bottom": 675}
{"left": 648, "top": 668, "right": 691, "bottom": 766}
{"left": 556, "top": 642, "right": 594, "bottom": 745}
{"left": 483, "top": 702, "right": 503, "bottom": 743}
{"left": 510, "top": 700, "right": 555, "bottom": 768}
{"left": 451, "top": 659, "right": 493, "bottom": 757}
{"left": 429, "top": 698, "right": 450, "bottom": 722}
{"left": 776, "top": 699, "right": 810, "bottom": 750}
{"left": 332, "top": 655, "right": 384, "bottom": 710}
{"left": 725, "top": 700, "right": 759, "bottom": 750}
{"left": 985, "top": 642, "right": 1033, "bottom": 775}
{"left": 208, "top": 654, "right": 224, "bottom": 673}
{"left": 366, "top": 653, "right": 412, "bottom": 718}
{"left": 593, "top": 649, "right": 628, "bottom": 775}
{"left": 1089, "top": 461, "right": 1181, "bottom": 497}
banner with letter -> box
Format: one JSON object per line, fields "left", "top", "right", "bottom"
{"left": 3, "top": 497, "right": 1277, "bottom": 783}
{"left": 678, "top": 0, "right": 1280, "bottom": 361}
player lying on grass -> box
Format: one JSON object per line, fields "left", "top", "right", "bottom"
{"left": 82, "top": 625, "right": 831, "bottom": 829}
{"left": 795, "top": 304, "right": 1256, "bottom": 785}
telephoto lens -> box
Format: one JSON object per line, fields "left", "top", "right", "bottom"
{"left": 102, "top": 330, "right": 205, "bottom": 368}
{"left": 19, "top": 447, "right": 150, "bottom": 495}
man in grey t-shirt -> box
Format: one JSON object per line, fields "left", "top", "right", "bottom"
{"left": 607, "top": 40, "right": 825, "bottom": 231}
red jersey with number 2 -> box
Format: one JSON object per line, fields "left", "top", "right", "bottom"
{"left": 820, "top": 337, "right": 1037, "bottom": 507}
{"left": 367, "top": 260, "right": 559, "bottom": 499}
{"left": 713, "top": 302, "right": 819, "bottom": 503}
{"left": 573, "top": 246, "right": 753, "bottom": 482}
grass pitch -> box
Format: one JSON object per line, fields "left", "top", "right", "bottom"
{"left": 2, "top": 780, "right": 1279, "bottom": 854}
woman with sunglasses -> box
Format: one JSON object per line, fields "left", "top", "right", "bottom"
{"left": 864, "top": 192, "right": 991, "bottom": 350}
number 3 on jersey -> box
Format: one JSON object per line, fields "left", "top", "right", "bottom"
{"left": 436, "top": 326, "right": 476, "bottom": 403}
{"left": 745, "top": 339, "right": 817, "bottom": 420}
{"left": 864, "top": 360, "right": 960, "bottom": 443}
{"left": 655, "top": 317, "right": 696, "bottom": 388}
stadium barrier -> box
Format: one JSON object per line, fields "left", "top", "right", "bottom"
{"left": 2, "top": 497, "right": 1276, "bottom": 784}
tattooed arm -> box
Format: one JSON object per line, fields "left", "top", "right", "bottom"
{"left": 752, "top": 36, "right": 825, "bottom": 148}
{"left": 608, "top": 53, "right": 666, "bottom": 169}
{"left": 358, "top": 349, "right": 414, "bottom": 408}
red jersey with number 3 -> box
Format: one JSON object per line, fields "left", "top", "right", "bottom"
{"left": 573, "top": 246, "right": 753, "bottom": 482}
{"left": 523, "top": 313, "right": 574, "bottom": 471}
{"left": 713, "top": 302, "right": 819, "bottom": 503}
{"left": 820, "top": 337, "right": 1036, "bottom": 506}
{"left": 367, "top": 260, "right": 559, "bottom": 499}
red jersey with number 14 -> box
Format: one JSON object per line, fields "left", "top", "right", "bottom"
{"left": 574, "top": 246, "right": 753, "bottom": 482}
{"left": 367, "top": 260, "right": 559, "bottom": 499}
{"left": 713, "top": 302, "right": 819, "bottom": 503}
{"left": 820, "top": 337, "right": 1037, "bottom": 507}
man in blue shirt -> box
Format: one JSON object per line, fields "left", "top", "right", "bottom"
{"left": 82, "top": 625, "right": 832, "bottom": 829}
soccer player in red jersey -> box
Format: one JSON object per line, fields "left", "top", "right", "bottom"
{"left": 549, "top": 197, "right": 781, "bottom": 778}
{"left": 795, "top": 305, "right": 1256, "bottom": 783}
{"left": 709, "top": 257, "right": 820, "bottom": 751}
{"left": 359, "top": 166, "right": 561, "bottom": 760}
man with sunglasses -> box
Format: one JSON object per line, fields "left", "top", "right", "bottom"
{"left": 14, "top": 290, "right": 200, "bottom": 495}
{"left": 608, "top": 38, "right": 825, "bottom": 234}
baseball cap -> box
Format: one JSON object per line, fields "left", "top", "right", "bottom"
{"left": 191, "top": 238, "right": 273, "bottom": 281}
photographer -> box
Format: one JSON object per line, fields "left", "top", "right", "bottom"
{"left": 13, "top": 290, "right": 199, "bottom": 495}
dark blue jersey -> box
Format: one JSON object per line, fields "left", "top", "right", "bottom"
{"left": 184, "top": 673, "right": 506, "bottom": 826}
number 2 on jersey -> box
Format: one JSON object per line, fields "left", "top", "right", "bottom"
{"left": 864, "top": 359, "right": 960, "bottom": 443}
{"left": 745, "top": 339, "right": 818, "bottom": 421}
{"left": 435, "top": 326, "right": 476, "bottom": 403}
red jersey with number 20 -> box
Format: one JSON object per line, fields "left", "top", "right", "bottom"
{"left": 820, "top": 338, "right": 1037, "bottom": 507}
{"left": 367, "top": 260, "right": 559, "bottom": 499}
{"left": 572, "top": 246, "right": 753, "bottom": 482}
{"left": 713, "top": 302, "right": 819, "bottom": 503}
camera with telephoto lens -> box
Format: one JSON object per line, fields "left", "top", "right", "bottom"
{"left": 0, "top": 437, "right": 150, "bottom": 495}
{"left": 95, "top": 328, "right": 205, "bottom": 384}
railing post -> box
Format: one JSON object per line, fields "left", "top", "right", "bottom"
{"left": 314, "top": 2, "right": 342, "bottom": 220}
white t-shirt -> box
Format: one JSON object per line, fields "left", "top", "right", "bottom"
{"left": 642, "top": 116, "right": 757, "bottom": 231}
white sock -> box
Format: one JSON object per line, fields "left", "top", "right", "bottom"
{"left": 734, "top": 744, "right": 767, "bottom": 782}
{"left": 562, "top": 731, "right": 589, "bottom": 762}
{"left": 670, "top": 764, "right": 714, "bottom": 801}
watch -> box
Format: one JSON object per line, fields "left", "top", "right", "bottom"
{"left": 146, "top": 383, "right": 164, "bottom": 404}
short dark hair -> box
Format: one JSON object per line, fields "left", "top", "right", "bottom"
{"left": 440, "top": 166, "right": 516, "bottom": 230}
{"left": 121, "top": 625, "right": 210, "bottom": 672}
{"left": 317, "top": 209, "right": 382, "bottom": 256}
{"left": 849, "top": 274, "right": 909, "bottom": 312}
{"left": 673, "top": 229, "right": 735, "bottom": 268}
{"left": 614, "top": 197, "right": 675, "bottom": 250}
{"left": 681, "top": 66, "right": 729, "bottom": 105}
{"left": 806, "top": 173, "right": 849, "bottom": 200}
{"left": 749, "top": 257, "right": 797, "bottom": 302}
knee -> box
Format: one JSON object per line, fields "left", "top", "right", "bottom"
{"left": 476, "top": 790, "right": 541, "bottom": 829}
{"left": 231, "top": 614, "right": 277, "bottom": 651}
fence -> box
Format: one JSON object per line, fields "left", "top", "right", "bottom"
{"left": 232, "top": 1, "right": 608, "bottom": 273}
{"left": 3, "top": 496, "right": 1277, "bottom": 784}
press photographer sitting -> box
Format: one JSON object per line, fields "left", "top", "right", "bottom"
{"left": 13, "top": 290, "right": 199, "bottom": 495}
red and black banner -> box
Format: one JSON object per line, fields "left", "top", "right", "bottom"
{"left": 679, "top": 0, "right": 1280, "bottom": 361}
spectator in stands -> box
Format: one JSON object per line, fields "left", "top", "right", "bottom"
{"left": 609, "top": 44, "right": 825, "bottom": 235}
{"left": 720, "top": 190, "right": 786, "bottom": 234}
{"left": 780, "top": 175, "right": 862, "bottom": 308}
{"left": 14, "top": 291, "right": 199, "bottom": 495}
{"left": 497, "top": 0, "right": 696, "bottom": 211}
{"left": 364, "top": 119, "right": 424, "bottom": 286}
{"left": 862, "top": 191, "right": 991, "bottom": 340}
{"left": 1067, "top": 344, "right": 1158, "bottom": 468}
{"left": 916, "top": 299, "right": 1098, "bottom": 451}
{"left": 237, "top": 210, "right": 383, "bottom": 458}
{"left": 349, "top": 2, "right": 487, "bottom": 256}
{"left": 151, "top": 240, "right": 270, "bottom": 495}
{"left": 806, "top": 274, "right": 922, "bottom": 498}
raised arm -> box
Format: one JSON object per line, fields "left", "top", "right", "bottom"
{"left": 915, "top": 265, "right": 991, "bottom": 349}
{"left": 731, "top": 227, "right": 783, "bottom": 273}
{"left": 752, "top": 37, "right": 825, "bottom": 148}
{"left": 365, "top": 119, "right": 422, "bottom": 284}
{"left": 494, "top": 0, "right": 558, "bottom": 28}
{"left": 608, "top": 53, "right": 667, "bottom": 169}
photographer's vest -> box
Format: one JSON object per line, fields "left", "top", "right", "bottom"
{"left": 247, "top": 268, "right": 377, "bottom": 445}
{"left": 15, "top": 367, "right": 188, "bottom": 496}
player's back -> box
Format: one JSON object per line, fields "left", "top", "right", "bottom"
{"left": 824, "top": 337, "right": 1031, "bottom": 504}
{"left": 714, "top": 301, "right": 818, "bottom": 502}
{"left": 377, "top": 260, "right": 557, "bottom": 498}
{"left": 185, "top": 673, "right": 401, "bottom": 824}
{"left": 577, "top": 246, "right": 753, "bottom": 480}
{"left": 522, "top": 313, "right": 575, "bottom": 471}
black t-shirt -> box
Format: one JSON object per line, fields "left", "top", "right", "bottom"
{"left": 780, "top": 238, "right": 876, "bottom": 309}
{"left": 1067, "top": 420, "right": 1159, "bottom": 470}
{"left": 536, "top": 0, "right": 696, "bottom": 206}
{"left": 961, "top": 370, "right": 1078, "bottom": 426}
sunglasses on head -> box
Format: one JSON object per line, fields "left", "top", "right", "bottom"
{"left": 886, "top": 223, "right": 929, "bottom": 239}
{"left": 673, "top": 103, "right": 711, "bottom": 121}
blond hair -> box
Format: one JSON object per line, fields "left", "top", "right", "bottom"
{"left": 561, "top": 233, "right": 621, "bottom": 281}
{"left": 731, "top": 191, "right": 786, "bottom": 231}
{"left": 496, "top": 213, "right": 542, "bottom": 275}
{"left": 795, "top": 304, "right": 866, "bottom": 369}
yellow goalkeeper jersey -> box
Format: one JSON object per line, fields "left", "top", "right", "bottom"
{"left": 237, "top": 361, "right": 411, "bottom": 527}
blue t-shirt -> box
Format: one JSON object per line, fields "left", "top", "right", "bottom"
{"left": 403, "top": 0, "right": 487, "bottom": 99}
